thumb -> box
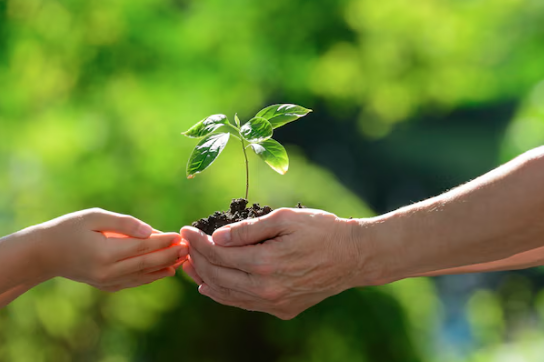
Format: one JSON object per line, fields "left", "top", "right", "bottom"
{"left": 85, "top": 209, "right": 153, "bottom": 238}
{"left": 212, "top": 211, "right": 281, "bottom": 246}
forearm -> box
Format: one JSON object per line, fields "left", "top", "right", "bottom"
{"left": 0, "top": 282, "right": 41, "bottom": 309}
{"left": 416, "top": 245, "right": 544, "bottom": 276}
{"left": 0, "top": 228, "right": 51, "bottom": 307}
{"left": 357, "top": 146, "right": 544, "bottom": 284}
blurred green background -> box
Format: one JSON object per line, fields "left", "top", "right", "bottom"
{"left": 1, "top": 0, "right": 544, "bottom": 361}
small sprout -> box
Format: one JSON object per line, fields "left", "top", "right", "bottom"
{"left": 181, "top": 104, "right": 312, "bottom": 199}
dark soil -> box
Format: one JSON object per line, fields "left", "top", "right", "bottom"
{"left": 192, "top": 199, "right": 306, "bottom": 235}
{"left": 192, "top": 198, "right": 274, "bottom": 235}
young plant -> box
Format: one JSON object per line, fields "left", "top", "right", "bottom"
{"left": 182, "top": 104, "right": 312, "bottom": 200}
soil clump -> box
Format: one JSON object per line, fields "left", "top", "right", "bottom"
{"left": 192, "top": 198, "right": 273, "bottom": 235}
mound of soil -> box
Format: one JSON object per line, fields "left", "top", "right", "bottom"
{"left": 192, "top": 198, "right": 274, "bottom": 235}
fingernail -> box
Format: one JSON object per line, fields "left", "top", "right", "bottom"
{"left": 212, "top": 226, "right": 231, "bottom": 246}
{"left": 199, "top": 284, "right": 209, "bottom": 295}
{"left": 137, "top": 223, "right": 153, "bottom": 238}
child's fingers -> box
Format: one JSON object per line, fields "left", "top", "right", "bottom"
{"left": 85, "top": 209, "right": 153, "bottom": 238}
{"left": 112, "top": 233, "right": 183, "bottom": 260}
{"left": 96, "top": 267, "right": 176, "bottom": 292}
{"left": 132, "top": 255, "right": 187, "bottom": 275}
{"left": 173, "top": 257, "right": 187, "bottom": 270}
{"left": 141, "top": 253, "right": 188, "bottom": 274}
{"left": 103, "top": 229, "right": 162, "bottom": 239}
{"left": 127, "top": 266, "right": 176, "bottom": 287}
{"left": 112, "top": 244, "right": 185, "bottom": 277}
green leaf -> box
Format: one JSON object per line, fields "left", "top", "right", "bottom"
{"left": 182, "top": 114, "right": 229, "bottom": 138}
{"left": 234, "top": 113, "right": 241, "bottom": 128}
{"left": 255, "top": 104, "right": 312, "bottom": 129}
{"left": 240, "top": 117, "right": 273, "bottom": 143}
{"left": 186, "top": 133, "right": 230, "bottom": 178}
{"left": 250, "top": 138, "right": 289, "bottom": 175}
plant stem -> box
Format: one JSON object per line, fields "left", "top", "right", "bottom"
{"left": 240, "top": 138, "right": 249, "bottom": 200}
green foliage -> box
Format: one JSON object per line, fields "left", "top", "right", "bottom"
{"left": 1, "top": 0, "right": 544, "bottom": 361}
{"left": 255, "top": 104, "right": 312, "bottom": 129}
{"left": 182, "top": 104, "right": 310, "bottom": 198}
{"left": 250, "top": 139, "right": 289, "bottom": 175}
{"left": 240, "top": 117, "right": 273, "bottom": 143}
{"left": 182, "top": 114, "right": 229, "bottom": 139}
{"left": 185, "top": 133, "right": 231, "bottom": 179}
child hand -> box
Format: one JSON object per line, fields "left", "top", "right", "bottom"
{"left": 35, "top": 208, "right": 187, "bottom": 292}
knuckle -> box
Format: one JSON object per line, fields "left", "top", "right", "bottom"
{"left": 272, "top": 208, "right": 295, "bottom": 221}
{"left": 83, "top": 208, "right": 106, "bottom": 222}
{"left": 135, "top": 240, "right": 151, "bottom": 255}
{"left": 120, "top": 216, "right": 139, "bottom": 233}
{"left": 86, "top": 207, "right": 105, "bottom": 216}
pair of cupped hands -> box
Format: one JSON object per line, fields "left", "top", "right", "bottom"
{"left": 44, "top": 207, "right": 366, "bottom": 320}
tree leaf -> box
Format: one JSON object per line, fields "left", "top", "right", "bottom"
{"left": 250, "top": 138, "right": 289, "bottom": 175}
{"left": 182, "top": 114, "right": 229, "bottom": 138}
{"left": 234, "top": 113, "right": 241, "bottom": 128}
{"left": 240, "top": 117, "right": 273, "bottom": 143}
{"left": 186, "top": 133, "right": 230, "bottom": 178}
{"left": 255, "top": 104, "right": 312, "bottom": 129}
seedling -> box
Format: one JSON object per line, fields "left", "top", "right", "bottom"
{"left": 182, "top": 104, "right": 311, "bottom": 199}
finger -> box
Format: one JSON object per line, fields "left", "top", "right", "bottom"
{"left": 139, "top": 245, "right": 187, "bottom": 274}
{"left": 190, "top": 245, "right": 258, "bottom": 296}
{"left": 103, "top": 229, "right": 164, "bottom": 239}
{"left": 200, "top": 284, "right": 294, "bottom": 319}
{"left": 99, "top": 267, "right": 176, "bottom": 292}
{"left": 85, "top": 209, "right": 153, "bottom": 238}
{"left": 182, "top": 257, "right": 203, "bottom": 284}
{"left": 199, "top": 283, "right": 262, "bottom": 312}
{"left": 140, "top": 243, "right": 187, "bottom": 274}
{"left": 173, "top": 257, "right": 187, "bottom": 270}
{"left": 212, "top": 209, "right": 288, "bottom": 246}
{"left": 112, "top": 244, "right": 184, "bottom": 277}
{"left": 112, "top": 233, "right": 184, "bottom": 260}
{"left": 181, "top": 226, "right": 265, "bottom": 272}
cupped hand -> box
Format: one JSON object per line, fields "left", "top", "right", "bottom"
{"left": 181, "top": 208, "right": 375, "bottom": 320}
{"left": 37, "top": 208, "right": 188, "bottom": 292}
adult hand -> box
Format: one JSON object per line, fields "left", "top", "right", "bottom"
{"left": 36, "top": 208, "right": 188, "bottom": 292}
{"left": 181, "top": 208, "right": 382, "bottom": 320}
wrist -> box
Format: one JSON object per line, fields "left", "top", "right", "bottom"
{"left": 0, "top": 227, "right": 54, "bottom": 289}
{"left": 344, "top": 213, "right": 408, "bottom": 288}
{"left": 21, "top": 225, "right": 58, "bottom": 282}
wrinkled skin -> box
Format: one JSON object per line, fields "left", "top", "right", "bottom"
{"left": 181, "top": 208, "right": 373, "bottom": 320}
